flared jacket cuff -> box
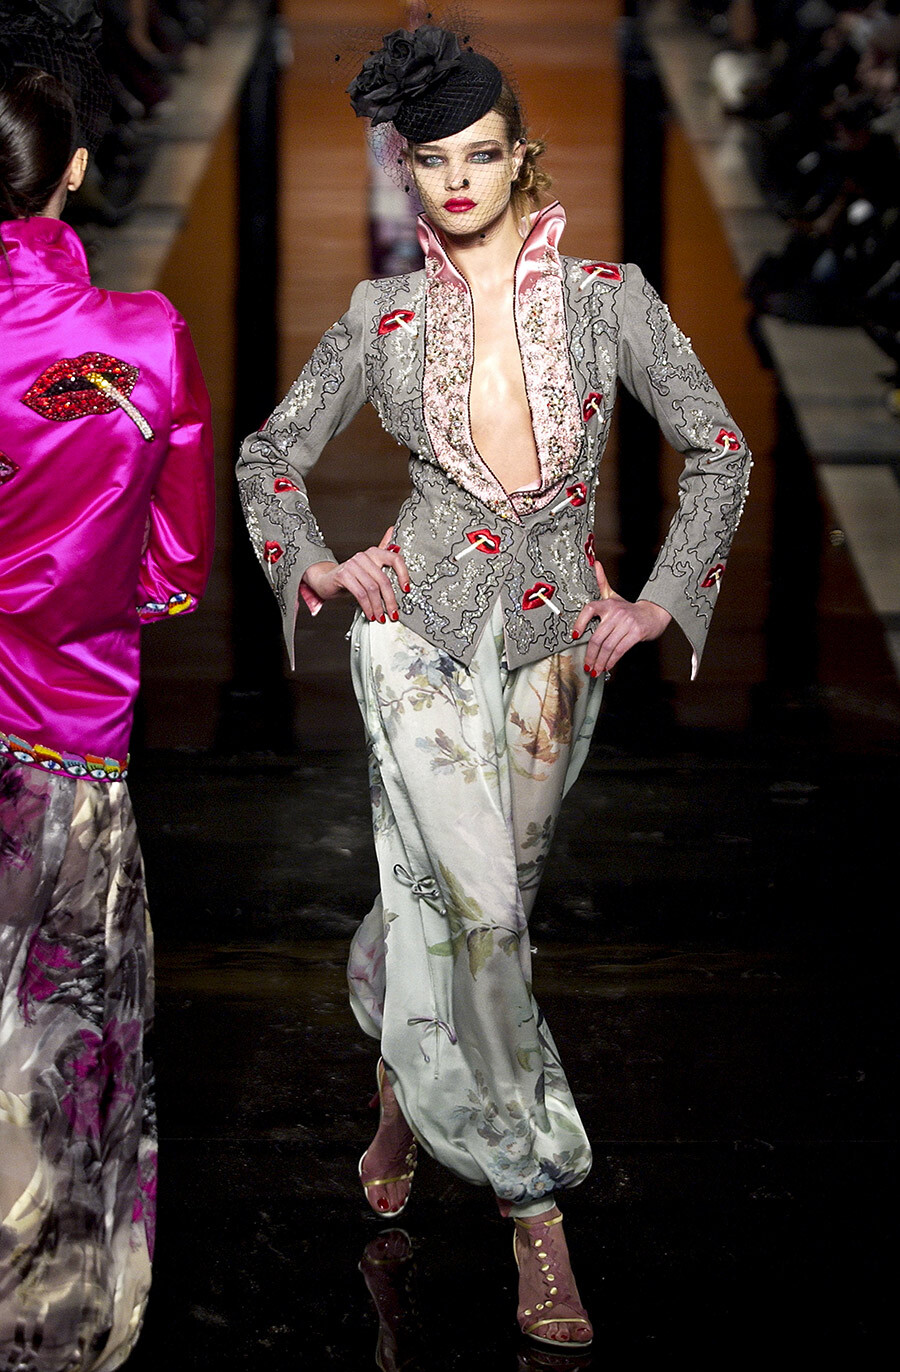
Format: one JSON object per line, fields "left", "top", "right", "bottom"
{"left": 279, "top": 542, "right": 337, "bottom": 669}
{"left": 638, "top": 573, "right": 710, "bottom": 681}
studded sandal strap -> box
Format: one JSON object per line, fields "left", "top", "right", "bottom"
{"left": 514, "top": 1211, "right": 591, "bottom": 1338}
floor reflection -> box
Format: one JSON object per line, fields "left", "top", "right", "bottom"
{"left": 359, "top": 1228, "right": 419, "bottom": 1372}
{"left": 358, "top": 1226, "right": 595, "bottom": 1372}
{"left": 516, "top": 1346, "right": 596, "bottom": 1371}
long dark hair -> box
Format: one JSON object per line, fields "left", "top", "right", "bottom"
{"left": 0, "top": 67, "right": 78, "bottom": 221}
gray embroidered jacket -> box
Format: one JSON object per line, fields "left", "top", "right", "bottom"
{"left": 237, "top": 201, "right": 751, "bottom": 674}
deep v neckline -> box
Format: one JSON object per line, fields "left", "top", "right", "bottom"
{"left": 417, "top": 202, "right": 584, "bottom": 521}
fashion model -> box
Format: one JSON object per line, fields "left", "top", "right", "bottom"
{"left": 238, "top": 18, "right": 751, "bottom": 1352}
{"left": 0, "top": 8, "right": 215, "bottom": 1367}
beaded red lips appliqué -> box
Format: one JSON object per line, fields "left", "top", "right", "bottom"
{"left": 22, "top": 353, "right": 154, "bottom": 440}
{"left": 378, "top": 309, "right": 417, "bottom": 336}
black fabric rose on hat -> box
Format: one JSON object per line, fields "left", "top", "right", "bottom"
{"left": 348, "top": 25, "right": 463, "bottom": 127}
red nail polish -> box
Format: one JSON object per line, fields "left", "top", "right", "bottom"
{"left": 377, "top": 1198, "right": 390, "bottom": 1211}
{"left": 403, "top": 584, "right": 411, "bottom": 593}
{"left": 369, "top": 616, "right": 376, "bottom": 623}
{"left": 379, "top": 615, "right": 386, "bottom": 624}
{"left": 591, "top": 669, "right": 599, "bottom": 678}
{"left": 583, "top": 664, "right": 591, "bottom": 674}
{"left": 572, "top": 629, "right": 580, "bottom": 640}
{"left": 391, "top": 611, "right": 399, "bottom": 621}
{"left": 387, "top": 543, "right": 400, "bottom": 552}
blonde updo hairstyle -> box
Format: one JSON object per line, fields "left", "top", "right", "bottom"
{"left": 492, "top": 77, "right": 551, "bottom": 219}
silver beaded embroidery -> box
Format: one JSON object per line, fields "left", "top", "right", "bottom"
{"left": 281, "top": 376, "right": 315, "bottom": 419}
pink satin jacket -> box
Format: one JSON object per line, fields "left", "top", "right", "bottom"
{"left": 0, "top": 218, "right": 215, "bottom": 781}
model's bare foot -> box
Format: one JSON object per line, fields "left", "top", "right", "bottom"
{"left": 359, "top": 1062, "right": 417, "bottom": 1216}
{"left": 514, "top": 1208, "right": 592, "bottom": 1348}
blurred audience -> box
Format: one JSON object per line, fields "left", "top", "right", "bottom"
{"left": 65, "top": 1, "right": 220, "bottom": 226}
{"left": 683, "top": 1, "right": 900, "bottom": 393}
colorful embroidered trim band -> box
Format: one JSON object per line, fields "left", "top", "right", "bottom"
{"left": 0, "top": 730, "right": 128, "bottom": 781}
{"left": 136, "top": 590, "right": 197, "bottom": 621}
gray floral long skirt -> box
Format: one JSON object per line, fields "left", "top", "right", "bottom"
{"left": 0, "top": 758, "right": 155, "bottom": 1372}
{"left": 347, "top": 601, "right": 604, "bottom": 1206}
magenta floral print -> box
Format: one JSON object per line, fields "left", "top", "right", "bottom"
{"left": 18, "top": 936, "right": 82, "bottom": 1023}
{"left": 132, "top": 1152, "right": 159, "bottom": 1261}
{"left": 63, "top": 1019, "right": 142, "bottom": 1139}
{"left": 0, "top": 759, "right": 155, "bottom": 1368}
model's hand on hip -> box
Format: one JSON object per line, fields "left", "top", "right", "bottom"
{"left": 303, "top": 528, "right": 411, "bottom": 623}
{"left": 573, "top": 561, "right": 671, "bottom": 675}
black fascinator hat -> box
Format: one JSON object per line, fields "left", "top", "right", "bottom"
{"left": 0, "top": 0, "right": 110, "bottom": 153}
{"left": 348, "top": 24, "right": 503, "bottom": 144}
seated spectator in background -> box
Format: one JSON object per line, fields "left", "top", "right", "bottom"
{"left": 691, "top": 0, "right": 900, "bottom": 373}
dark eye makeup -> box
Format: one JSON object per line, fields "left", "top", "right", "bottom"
{"left": 413, "top": 144, "right": 505, "bottom": 168}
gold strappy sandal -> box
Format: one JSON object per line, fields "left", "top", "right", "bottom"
{"left": 359, "top": 1059, "right": 418, "bottom": 1219}
{"left": 513, "top": 1209, "right": 593, "bottom": 1352}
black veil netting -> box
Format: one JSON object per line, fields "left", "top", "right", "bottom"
{"left": 0, "top": 0, "right": 111, "bottom": 154}
{"left": 331, "top": 6, "right": 525, "bottom": 196}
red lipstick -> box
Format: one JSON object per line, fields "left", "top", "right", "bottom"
{"left": 443, "top": 198, "right": 476, "bottom": 212}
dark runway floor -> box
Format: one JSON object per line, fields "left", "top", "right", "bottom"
{"left": 125, "top": 679, "right": 897, "bottom": 1370}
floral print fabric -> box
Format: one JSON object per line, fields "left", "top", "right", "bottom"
{"left": 0, "top": 758, "right": 155, "bottom": 1372}
{"left": 347, "top": 602, "right": 603, "bottom": 1205}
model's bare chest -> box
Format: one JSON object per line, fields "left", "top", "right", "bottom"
{"left": 469, "top": 285, "right": 540, "bottom": 494}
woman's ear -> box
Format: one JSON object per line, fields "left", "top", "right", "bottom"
{"left": 66, "top": 147, "right": 89, "bottom": 193}
{"left": 512, "top": 137, "right": 526, "bottom": 178}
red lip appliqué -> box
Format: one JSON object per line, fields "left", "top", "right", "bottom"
{"left": 453, "top": 527, "right": 501, "bottom": 561}
{"left": 702, "top": 563, "right": 725, "bottom": 588}
{"left": 522, "top": 581, "right": 559, "bottom": 613}
{"left": 466, "top": 528, "right": 501, "bottom": 554}
{"left": 584, "top": 532, "right": 596, "bottom": 566}
{"left": 0, "top": 452, "right": 18, "bottom": 484}
{"left": 22, "top": 353, "right": 154, "bottom": 440}
{"left": 378, "top": 310, "right": 417, "bottom": 337}
{"left": 551, "top": 482, "right": 588, "bottom": 514}
{"left": 580, "top": 261, "right": 623, "bottom": 288}
{"left": 713, "top": 428, "right": 741, "bottom": 454}
{"left": 273, "top": 476, "right": 300, "bottom": 493}
{"left": 264, "top": 542, "right": 283, "bottom": 565}
{"left": 582, "top": 393, "right": 603, "bottom": 422}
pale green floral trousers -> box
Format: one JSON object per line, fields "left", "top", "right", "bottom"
{"left": 347, "top": 600, "right": 604, "bottom": 1206}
